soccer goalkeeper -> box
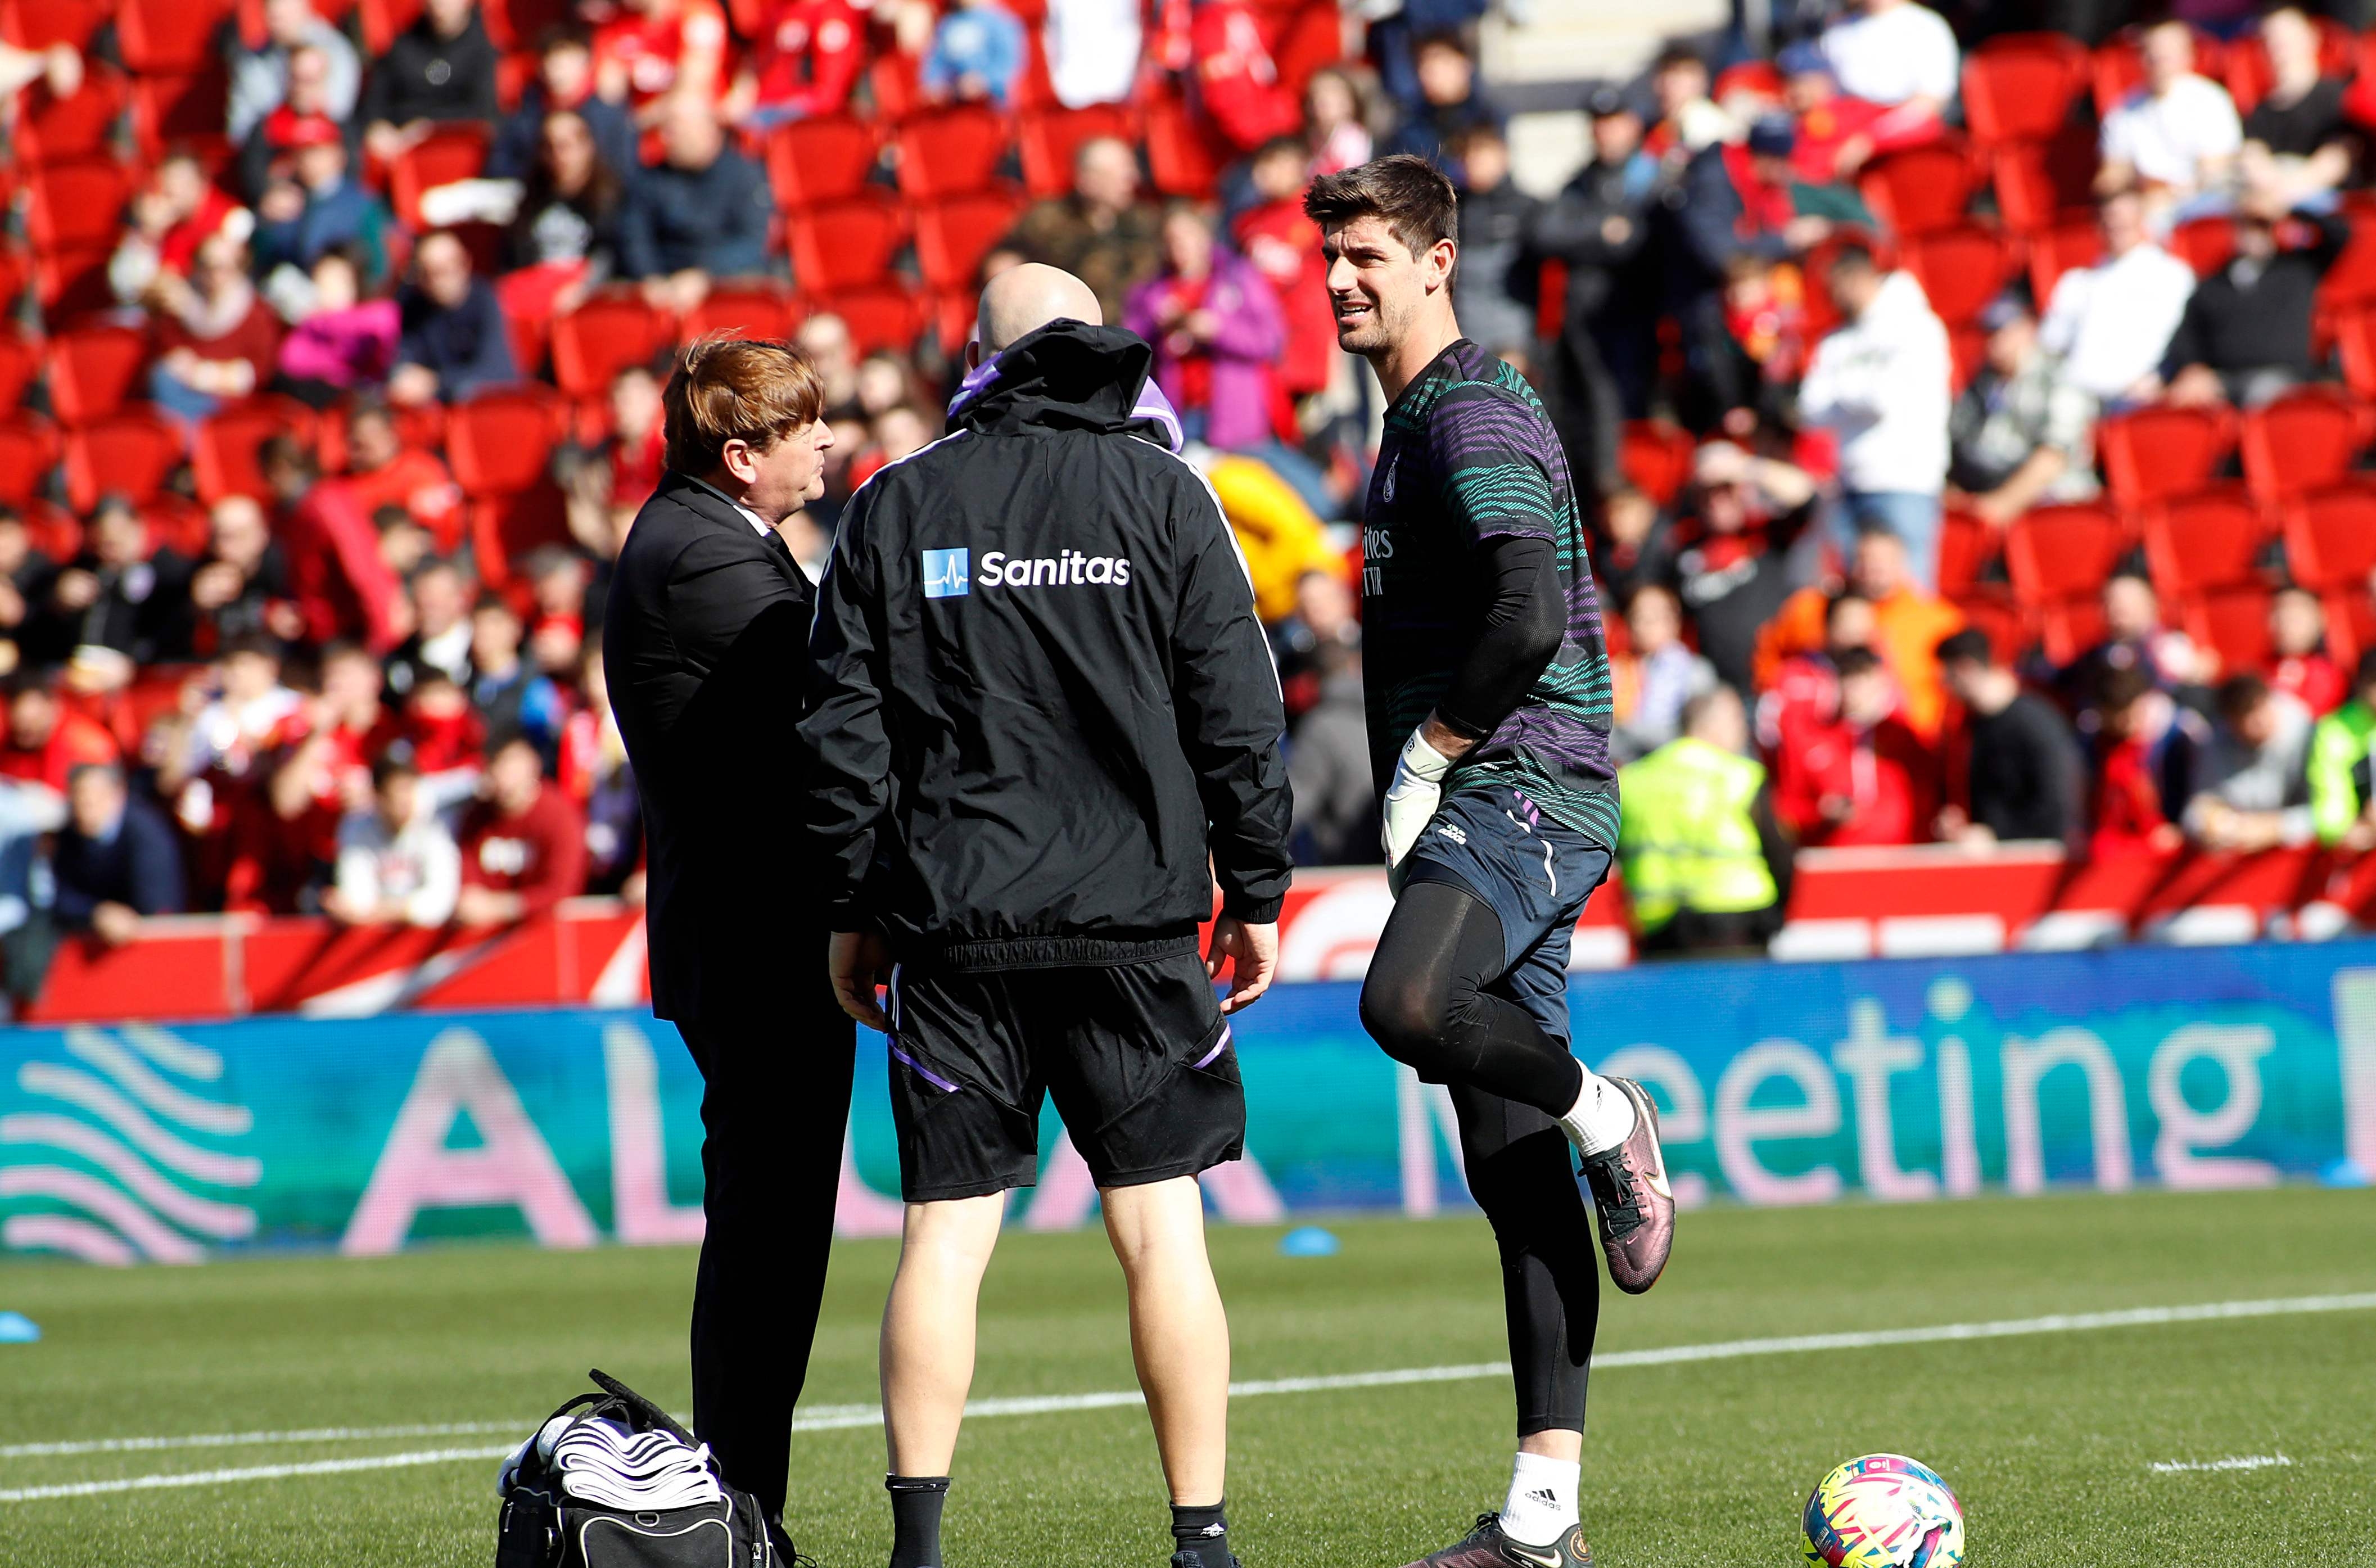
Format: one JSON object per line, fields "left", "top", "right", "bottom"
{"left": 1306, "top": 155, "right": 1675, "bottom": 1568}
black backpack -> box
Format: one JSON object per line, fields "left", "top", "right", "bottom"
{"left": 495, "top": 1370, "right": 780, "bottom": 1568}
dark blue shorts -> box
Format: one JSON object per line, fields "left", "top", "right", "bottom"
{"left": 1400, "top": 782, "right": 1612, "bottom": 1049}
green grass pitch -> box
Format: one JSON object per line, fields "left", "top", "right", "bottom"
{"left": 0, "top": 1186, "right": 2370, "bottom": 1566}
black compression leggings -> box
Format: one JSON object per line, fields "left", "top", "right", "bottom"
{"left": 1359, "top": 880, "right": 1597, "bottom": 1434}
{"left": 1358, "top": 879, "right": 1586, "bottom": 1118}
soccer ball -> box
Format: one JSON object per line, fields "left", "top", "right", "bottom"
{"left": 1799, "top": 1453, "right": 1966, "bottom": 1567}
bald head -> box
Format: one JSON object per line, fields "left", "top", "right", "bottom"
{"left": 974, "top": 264, "right": 1102, "bottom": 357}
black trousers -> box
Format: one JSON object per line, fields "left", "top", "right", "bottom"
{"left": 675, "top": 974, "right": 854, "bottom": 1524}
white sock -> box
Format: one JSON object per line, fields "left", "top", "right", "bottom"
{"left": 1559, "top": 1072, "right": 1637, "bottom": 1158}
{"left": 1499, "top": 1450, "right": 1580, "bottom": 1547}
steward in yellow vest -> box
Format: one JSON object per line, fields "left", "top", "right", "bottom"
{"left": 1616, "top": 688, "right": 1792, "bottom": 956}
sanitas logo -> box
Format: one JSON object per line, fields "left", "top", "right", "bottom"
{"left": 978, "top": 550, "right": 1132, "bottom": 588}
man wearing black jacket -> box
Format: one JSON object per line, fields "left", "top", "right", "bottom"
{"left": 2160, "top": 196, "right": 2350, "bottom": 409}
{"left": 1937, "top": 629, "right": 2084, "bottom": 846}
{"left": 602, "top": 333, "right": 849, "bottom": 1547}
{"left": 801, "top": 265, "right": 1291, "bottom": 1568}
{"left": 359, "top": 0, "right": 502, "bottom": 169}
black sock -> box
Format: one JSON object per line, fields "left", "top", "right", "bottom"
{"left": 886, "top": 1475, "right": 950, "bottom": 1568}
{"left": 1170, "top": 1501, "right": 1231, "bottom": 1568}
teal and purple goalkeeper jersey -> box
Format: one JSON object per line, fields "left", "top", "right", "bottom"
{"left": 1359, "top": 338, "right": 1619, "bottom": 847}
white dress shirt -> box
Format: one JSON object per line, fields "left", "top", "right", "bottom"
{"left": 1820, "top": 2, "right": 1960, "bottom": 107}
{"left": 686, "top": 475, "right": 774, "bottom": 539}
{"left": 2099, "top": 74, "right": 2242, "bottom": 193}
{"left": 2039, "top": 243, "right": 2198, "bottom": 400}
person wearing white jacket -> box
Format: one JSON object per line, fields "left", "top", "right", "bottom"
{"left": 1798, "top": 243, "right": 1952, "bottom": 591}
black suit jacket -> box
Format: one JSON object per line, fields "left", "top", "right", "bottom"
{"left": 605, "top": 472, "right": 817, "bottom": 1023}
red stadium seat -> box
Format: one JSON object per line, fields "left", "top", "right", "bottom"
{"left": 0, "top": 244, "right": 25, "bottom": 318}
{"left": 0, "top": 327, "right": 39, "bottom": 415}
{"left": 1009, "top": 24, "right": 1057, "bottom": 114}
{"left": 63, "top": 409, "right": 186, "bottom": 514}
{"left": 894, "top": 106, "right": 1009, "bottom": 200}
{"left": 18, "top": 499, "right": 82, "bottom": 561}
{"left": 1855, "top": 137, "right": 1979, "bottom": 238}
{"left": 2091, "top": 26, "right": 2225, "bottom": 120}
{"left": 2005, "top": 503, "right": 2128, "bottom": 606}
{"left": 1935, "top": 509, "right": 2000, "bottom": 602}
{"left": 2334, "top": 308, "right": 2376, "bottom": 400}
{"left": 816, "top": 284, "right": 926, "bottom": 355}
{"left": 389, "top": 125, "right": 491, "bottom": 229}
{"left": 1960, "top": 33, "right": 2091, "bottom": 146}
{"left": 446, "top": 385, "right": 566, "bottom": 497}
{"left": 25, "top": 157, "right": 137, "bottom": 255}
{"left": 915, "top": 191, "right": 1029, "bottom": 292}
{"left": 482, "top": 0, "right": 567, "bottom": 52}
{"left": 1145, "top": 89, "right": 1230, "bottom": 199}
{"left": 930, "top": 288, "right": 977, "bottom": 355}
{"left": 2318, "top": 207, "right": 2376, "bottom": 316}
{"left": 359, "top": 0, "right": 424, "bottom": 54}
{"left": 869, "top": 52, "right": 923, "bottom": 120}
{"left": 14, "top": 65, "right": 127, "bottom": 166}
{"left": 2182, "top": 586, "right": 2275, "bottom": 677}
{"left": 1987, "top": 126, "right": 2098, "bottom": 235}
{"left": 790, "top": 192, "right": 908, "bottom": 293}
{"left": 1616, "top": 421, "right": 1697, "bottom": 508}
{"left": 192, "top": 397, "right": 318, "bottom": 505}
{"left": 1952, "top": 594, "right": 2032, "bottom": 665}
{"left": 129, "top": 72, "right": 233, "bottom": 166}
{"left": 680, "top": 283, "right": 802, "bottom": 345}
{"left": 119, "top": 0, "right": 239, "bottom": 75}
{"left": 1, "top": 0, "right": 111, "bottom": 51}
{"left": 1901, "top": 223, "right": 2016, "bottom": 327}
{"left": 2166, "top": 215, "right": 2236, "bottom": 278}
{"left": 1018, "top": 105, "right": 1137, "bottom": 200}
{"left": 45, "top": 326, "right": 152, "bottom": 427}
{"left": 2283, "top": 485, "right": 2376, "bottom": 590}
{"left": 766, "top": 115, "right": 880, "bottom": 209}
{"left": 1712, "top": 60, "right": 1783, "bottom": 104}
{"left": 2026, "top": 214, "right": 2104, "bottom": 308}
{"left": 467, "top": 487, "right": 568, "bottom": 583}
{"left": 2098, "top": 405, "right": 2236, "bottom": 511}
{"left": 2142, "top": 492, "right": 2265, "bottom": 598}
{"left": 2324, "top": 589, "right": 2376, "bottom": 668}
{"left": 2039, "top": 595, "right": 2108, "bottom": 667}
{"left": 143, "top": 493, "right": 210, "bottom": 556}
{"left": 2239, "top": 388, "right": 2374, "bottom": 505}
{"left": 550, "top": 289, "right": 677, "bottom": 399}
{"left": 0, "top": 415, "right": 60, "bottom": 505}
{"left": 33, "top": 247, "right": 112, "bottom": 318}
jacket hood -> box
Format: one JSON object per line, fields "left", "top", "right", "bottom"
{"left": 946, "top": 320, "right": 1182, "bottom": 450}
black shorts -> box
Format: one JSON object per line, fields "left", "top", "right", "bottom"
{"left": 885, "top": 937, "right": 1245, "bottom": 1203}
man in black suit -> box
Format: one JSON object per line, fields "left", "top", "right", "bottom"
{"left": 601, "top": 333, "right": 848, "bottom": 1542}
{"left": 53, "top": 762, "right": 186, "bottom": 945}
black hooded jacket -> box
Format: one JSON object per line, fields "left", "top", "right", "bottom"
{"left": 799, "top": 321, "right": 1293, "bottom": 965}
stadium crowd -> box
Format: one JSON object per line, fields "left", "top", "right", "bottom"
{"left": 6, "top": 0, "right": 2376, "bottom": 995}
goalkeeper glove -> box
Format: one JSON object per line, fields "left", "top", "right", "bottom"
{"left": 1380, "top": 725, "right": 1455, "bottom": 894}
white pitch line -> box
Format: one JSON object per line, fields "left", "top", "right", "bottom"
{"left": 0, "top": 1447, "right": 521, "bottom": 1503}
{"left": 2149, "top": 1454, "right": 2292, "bottom": 1474}
{"left": 4, "top": 1290, "right": 2372, "bottom": 1502}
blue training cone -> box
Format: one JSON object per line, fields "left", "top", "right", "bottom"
{"left": 0, "top": 1312, "right": 41, "bottom": 1343}
{"left": 1279, "top": 1226, "right": 1340, "bottom": 1258}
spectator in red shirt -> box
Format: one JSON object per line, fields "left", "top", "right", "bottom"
{"left": 1190, "top": 0, "right": 1301, "bottom": 153}
{"left": 340, "top": 400, "right": 464, "bottom": 555}
{"left": 1770, "top": 645, "right": 1937, "bottom": 846}
{"left": 455, "top": 734, "right": 588, "bottom": 925}
{"left": 148, "top": 234, "right": 283, "bottom": 428}
{"left": 0, "top": 672, "right": 120, "bottom": 793}
{"left": 731, "top": 0, "right": 866, "bottom": 126}
{"left": 1232, "top": 138, "right": 1336, "bottom": 399}
{"left": 111, "top": 151, "right": 255, "bottom": 309}
{"left": 1758, "top": 589, "right": 1883, "bottom": 753}
{"left": 2087, "top": 663, "right": 2184, "bottom": 861}
{"left": 2269, "top": 585, "right": 2346, "bottom": 715}
{"left": 595, "top": 0, "right": 731, "bottom": 124}
{"left": 396, "top": 670, "right": 487, "bottom": 794}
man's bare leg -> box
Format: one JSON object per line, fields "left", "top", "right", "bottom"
{"left": 879, "top": 1192, "right": 1005, "bottom": 1566}
{"left": 1102, "top": 1176, "right": 1236, "bottom": 1566}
